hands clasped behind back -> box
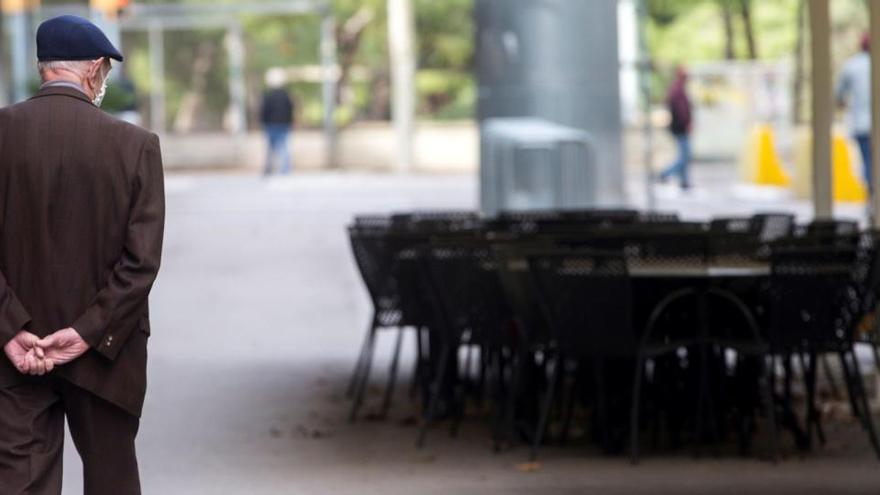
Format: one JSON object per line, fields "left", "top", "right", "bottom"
{"left": 2, "top": 327, "right": 90, "bottom": 375}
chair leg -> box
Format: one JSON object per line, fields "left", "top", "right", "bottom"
{"left": 848, "top": 349, "right": 880, "bottom": 460}
{"left": 630, "top": 356, "right": 646, "bottom": 465}
{"left": 760, "top": 356, "right": 780, "bottom": 464}
{"left": 417, "top": 344, "right": 453, "bottom": 448}
{"left": 820, "top": 353, "right": 842, "bottom": 400}
{"left": 594, "top": 358, "right": 610, "bottom": 451}
{"left": 347, "top": 316, "right": 377, "bottom": 398}
{"left": 489, "top": 349, "right": 505, "bottom": 453}
{"left": 410, "top": 326, "right": 426, "bottom": 401}
{"left": 530, "top": 356, "right": 561, "bottom": 462}
{"left": 503, "top": 349, "right": 526, "bottom": 447}
{"left": 873, "top": 343, "right": 880, "bottom": 375}
{"left": 802, "top": 352, "right": 825, "bottom": 448}
{"left": 381, "top": 327, "right": 406, "bottom": 417}
{"left": 450, "top": 344, "right": 471, "bottom": 438}
{"left": 560, "top": 363, "right": 579, "bottom": 446}
{"left": 348, "top": 323, "right": 378, "bottom": 422}
{"left": 839, "top": 351, "right": 864, "bottom": 420}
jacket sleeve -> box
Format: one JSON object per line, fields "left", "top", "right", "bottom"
{"left": 835, "top": 67, "right": 850, "bottom": 107}
{"left": 72, "top": 134, "right": 165, "bottom": 361}
{"left": 0, "top": 270, "right": 31, "bottom": 348}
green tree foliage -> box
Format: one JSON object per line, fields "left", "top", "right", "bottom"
{"left": 117, "top": 0, "right": 474, "bottom": 130}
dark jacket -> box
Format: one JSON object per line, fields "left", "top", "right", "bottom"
{"left": 0, "top": 85, "right": 165, "bottom": 417}
{"left": 667, "top": 80, "right": 692, "bottom": 136}
{"left": 260, "top": 88, "right": 294, "bottom": 126}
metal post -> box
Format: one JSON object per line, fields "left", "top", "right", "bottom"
{"left": 808, "top": 0, "right": 833, "bottom": 219}
{"left": 225, "top": 21, "right": 247, "bottom": 134}
{"left": 636, "top": 0, "right": 655, "bottom": 210}
{"left": 870, "top": 0, "right": 880, "bottom": 225}
{"left": 387, "top": 0, "right": 416, "bottom": 173}
{"left": 148, "top": 21, "right": 166, "bottom": 134}
{"left": 6, "top": 6, "right": 29, "bottom": 102}
{"left": 320, "top": 9, "right": 338, "bottom": 168}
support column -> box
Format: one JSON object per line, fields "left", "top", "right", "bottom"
{"left": 387, "top": 0, "right": 416, "bottom": 173}
{"left": 225, "top": 21, "right": 247, "bottom": 134}
{"left": 870, "top": 0, "right": 880, "bottom": 225}
{"left": 3, "top": 0, "right": 30, "bottom": 102}
{"left": 809, "top": 0, "right": 833, "bottom": 219}
{"left": 636, "top": 0, "right": 655, "bottom": 210}
{"left": 148, "top": 21, "right": 166, "bottom": 134}
{"left": 320, "top": 10, "right": 338, "bottom": 168}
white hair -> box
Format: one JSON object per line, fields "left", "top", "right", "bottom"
{"left": 38, "top": 60, "right": 95, "bottom": 82}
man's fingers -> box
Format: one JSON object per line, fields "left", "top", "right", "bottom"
{"left": 36, "top": 335, "right": 56, "bottom": 350}
{"left": 20, "top": 332, "right": 40, "bottom": 348}
{"left": 44, "top": 359, "right": 55, "bottom": 373}
{"left": 25, "top": 353, "right": 37, "bottom": 375}
{"left": 34, "top": 346, "right": 45, "bottom": 359}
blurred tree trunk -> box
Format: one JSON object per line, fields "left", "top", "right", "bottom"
{"left": 173, "top": 41, "right": 216, "bottom": 133}
{"left": 739, "top": 0, "right": 758, "bottom": 59}
{"left": 367, "top": 68, "right": 391, "bottom": 119}
{"left": 336, "top": 7, "right": 374, "bottom": 119}
{"left": 720, "top": 0, "right": 736, "bottom": 59}
{"left": 792, "top": 0, "right": 806, "bottom": 124}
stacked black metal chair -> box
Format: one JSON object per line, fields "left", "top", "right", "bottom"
{"left": 348, "top": 211, "right": 480, "bottom": 421}
{"left": 527, "top": 249, "right": 702, "bottom": 462}
{"left": 766, "top": 245, "right": 880, "bottom": 457}
{"left": 347, "top": 216, "right": 410, "bottom": 420}
{"left": 416, "top": 236, "right": 513, "bottom": 447}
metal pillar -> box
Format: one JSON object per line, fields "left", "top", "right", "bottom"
{"left": 808, "top": 0, "right": 833, "bottom": 220}
{"left": 225, "top": 21, "right": 247, "bottom": 134}
{"left": 870, "top": 0, "right": 880, "bottom": 225}
{"left": 6, "top": 7, "right": 29, "bottom": 102}
{"left": 320, "top": 10, "right": 338, "bottom": 168}
{"left": 148, "top": 21, "right": 166, "bottom": 134}
{"left": 636, "top": 0, "right": 655, "bottom": 210}
{"left": 387, "top": 0, "right": 416, "bottom": 173}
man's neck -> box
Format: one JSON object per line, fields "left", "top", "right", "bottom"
{"left": 41, "top": 76, "right": 89, "bottom": 96}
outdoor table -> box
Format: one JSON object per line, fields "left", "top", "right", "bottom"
{"left": 627, "top": 260, "right": 773, "bottom": 448}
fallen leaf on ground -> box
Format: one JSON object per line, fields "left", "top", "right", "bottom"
{"left": 514, "top": 462, "right": 542, "bottom": 473}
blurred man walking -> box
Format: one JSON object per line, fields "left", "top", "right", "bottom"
{"left": 837, "top": 33, "right": 873, "bottom": 192}
{"left": 0, "top": 15, "right": 164, "bottom": 494}
{"left": 261, "top": 68, "right": 295, "bottom": 175}
{"left": 658, "top": 66, "right": 693, "bottom": 190}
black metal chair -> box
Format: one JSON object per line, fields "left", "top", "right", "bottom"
{"left": 751, "top": 213, "right": 796, "bottom": 244}
{"left": 767, "top": 246, "right": 880, "bottom": 458}
{"left": 347, "top": 223, "right": 410, "bottom": 421}
{"left": 416, "top": 238, "right": 511, "bottom": 447}
{"left": 527, "top": 250, "right": 697, "bottom": 462}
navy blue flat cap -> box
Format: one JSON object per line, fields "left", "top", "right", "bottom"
{"left": 37, "top": 15, "right": 123, "bottom": 63}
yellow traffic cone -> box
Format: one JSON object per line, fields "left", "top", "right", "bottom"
{"left": 832, "top": 134, "right": 868, "bottom": 202}
{"left": 740, "top": 124, "right": 790, "bottom": 186}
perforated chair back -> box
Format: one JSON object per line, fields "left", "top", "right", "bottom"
{"left": 422, "top": 240, "right": 509, "bottom": 345}
{"left": 769, "top": 247, "right": 857, "bottom": 352}
{"left": 752, "top": 213, "right": 795, "bottom": 243}
{"left": 529, "top": 251, "right": 635, "bottom": 357}
{"left": 348, "top": 225, "right": 404, "bottom": 327}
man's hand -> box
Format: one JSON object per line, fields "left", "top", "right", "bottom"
{"left": 3, "top": 331, "right": 53, "bottom": 375}
{"left": 36, "top": 328, "right": 90, "bottom": 366}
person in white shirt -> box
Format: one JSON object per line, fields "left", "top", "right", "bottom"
{"left": 836, "top": 33, "right": 873, "bottom": 191}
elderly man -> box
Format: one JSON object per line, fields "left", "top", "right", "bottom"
{"left": 0, "top": 15, "right": 164, "bottom": 494}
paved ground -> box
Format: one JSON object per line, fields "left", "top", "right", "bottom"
{"left": 58, "top": 167, "right": 880, "bottom": 494}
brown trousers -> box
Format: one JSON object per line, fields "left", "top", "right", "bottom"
{"left": 0, "top": 377, "right": 140, "bottom": 495}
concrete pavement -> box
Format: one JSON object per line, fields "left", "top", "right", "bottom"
{"left": 58, "top": 170, "right": 880, "bottom": 494}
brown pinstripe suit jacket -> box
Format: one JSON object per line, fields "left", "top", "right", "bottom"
{"left": 0, "top": 85, "right": 165, "bottom": 417}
